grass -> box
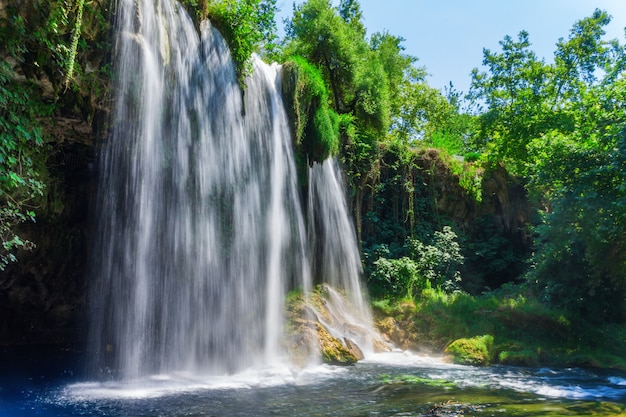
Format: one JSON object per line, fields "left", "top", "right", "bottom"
{"left": 372, "top": 286, "right": 626, "bottom": 370}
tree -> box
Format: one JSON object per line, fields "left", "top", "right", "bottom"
{"left": 466, "top": 10, "right": 626, "bottom": 321}
{"left": 285, "top": 0, "right": 362, "bottom": 113}
{"left": 551, "top": 9, "right": 614, "bottom": 102}
{"left": 468, "top": 30, "right": 552, "bottom": 172}
{"left": 370, "top": 31, "right": 421, "bottom": 119}
{"left": 468, "top": 10, "right": 624, "bottom": 175}
{"left": 528, "top": 79, "right": 626, "bottom": 323}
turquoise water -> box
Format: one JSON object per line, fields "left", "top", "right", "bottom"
{"left": 3, "top": 348, "right": 626, "bottom": 416}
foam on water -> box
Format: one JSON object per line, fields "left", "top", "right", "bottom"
{"left": 363, "top": 350, "right": 626, "bottom": 401}
{"left": 57, "top": 364, "right": 349, "bottom": 402}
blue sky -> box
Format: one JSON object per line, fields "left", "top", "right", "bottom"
{"left": 275, "top": 1, "right": 626, "bottom": 93}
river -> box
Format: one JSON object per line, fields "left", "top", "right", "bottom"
{"left": 3, "top": 347, "right": 626, "bottom": 416}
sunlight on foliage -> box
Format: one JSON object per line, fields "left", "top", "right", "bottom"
{"left": 0, "top": 61, "right": 47, "bottom": 269}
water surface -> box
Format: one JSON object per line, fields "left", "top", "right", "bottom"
{"left": 3, "top": 348, "right": 626, "bottom": 416}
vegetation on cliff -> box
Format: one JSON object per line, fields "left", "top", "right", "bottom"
{"left": 180, "top": 0, "right": 278, "bottom": 86}
{"left": 281, "top": 1, "right": 626, "bottom": 366}
{"left": 281, "top": 56, "right": 340, "bottom": 165}
{"left": 0, "top": 0, "right": 110, "bottom": 270}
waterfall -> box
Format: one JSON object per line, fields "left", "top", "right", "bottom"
{"left": 89, "top": 0, "right": 373, "bottom": 379}
{"left": 308, "top": 160, "right": 376, "bottom": 354}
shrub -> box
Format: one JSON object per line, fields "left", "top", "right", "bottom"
{"left": 368, "top": 226, "right": 464, "bottom": 299}
{"left": 445, "top": 334, "right": 494, "bottom": 366}
{"left": 498, "top": 349, "right": 539, "bottom": 367}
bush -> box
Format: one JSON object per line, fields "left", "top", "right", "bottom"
{"left": 445, "top": 334, "right": 494, "bottom": 366}
{"left": 405, "top": 226, "right": 464, "bottom": 292}
{"left": 368, "top": 226, "right": 464, "bottom": 299}
{"left": 369, "top": 256, "right": 429, "bottom": 299}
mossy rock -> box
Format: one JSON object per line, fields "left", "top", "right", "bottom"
{"left": 317, "top": 323, "right": 358, "bottom": 365}
{"left": 283, "top": 290, "right": 358, "bottom": 366}
{"left": 445, "top": 334, "right": 494, "bottom": 366}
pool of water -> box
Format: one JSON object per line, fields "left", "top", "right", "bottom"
{"left": 2, "top": 347, "right": 626, "bottom": 416}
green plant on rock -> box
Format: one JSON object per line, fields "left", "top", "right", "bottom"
{"left": 202, "top": 0, "right": 278, "bottom": 86}
{"left": 282, "top": 56, "right": 339, "bottom": 164}
{"left": 445, "top": 334, "right": 494, "bottom": 366}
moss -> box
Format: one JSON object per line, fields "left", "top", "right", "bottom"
{"left": 282, "top": 56, "right": 339, "bottom": 166}
{"left": 283, "top": 288, "right": 358, "bottom": 366}
{"left": 317, "top": 323, "right": 358, "bottom": 365}
{"left": 445, "top": 334, "right": 494, "bottom": 366}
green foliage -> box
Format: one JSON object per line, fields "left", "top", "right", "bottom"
{"left": 406, "top": 226, "right": 464, "bottom": 291}
{"left": 285, "top": 0, "right": 362, "bottom": 113}
{"left": 445, "top": 334, "right": 494, "bottom": 366}
{"left": 0, "top": 0, "right": 110, "bottom": 268}
{"left": 469, "top": 9, "right": 624, "bottom": 176}
{"left": 370, "top": 256, "right": 429, "bottom": 300}
{"left": 353, "top": 51, "right": 391, "bottom": 135}
{"left": 370, "top": 32, "right": 422, "bottom": 119}
{"left": 375, "top": 286, "right": 626, "bottom": 369}
{"left": 462, "top": 216, "right": 529, "bottom": 292}
{"left": 199, "top": 0, "right": 277, "bottom": 84}
{"left": 468, "top": 30, "right": 553, "bottom": 173}
{"left": 394, "top": 82, "right": 463, "bottom": 145}
{"left": 466, "top": 9, "right": 626, "bottom": 323}
{"left": 0, "top": 61, "right": 47, "bottom": 269}
{"left": 0, "top": 0, "right": 109, "bottom": 92}
{"left": 282, "top": 56, "right": 339, "bottom": 163}
{"left": 368, "top": 226, "right": 463, "bottom": 299}
{"left": 528, "top": 126, "right": 626, "bottom": 323}
{"left": 498, "top": 349, "right": 539, "bottom": 367}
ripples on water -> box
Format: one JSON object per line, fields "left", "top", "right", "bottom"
{"left": 3, "top": 348, "right": 626, "bottom": 416}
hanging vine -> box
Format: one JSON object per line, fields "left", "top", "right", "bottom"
{"left": 65, "top": 0, "right": 85, "bottom": 90}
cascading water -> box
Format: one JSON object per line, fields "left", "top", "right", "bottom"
{"left": 89, "top": 0, "right": 313, "bottom": 378}
{"left": 307, "top": 160, "right": 378, "bottom": 354}
{"left": 89, "top": 0, "right": 378, "bottom": 380}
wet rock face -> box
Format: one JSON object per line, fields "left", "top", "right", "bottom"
{"left": 0, "top": 139, "right": 96, "bottom": 346}
{"left": 285, "top": 295, "right": 361, "bottom": 366}
{"left": 285, "top": 289, "right": 391, "bottom": 366}
{"left": 376, "top": 317, "right": 415, "bottom": 351}
{"left": 480, "top": 165, "right": 531, "bottom": 245}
